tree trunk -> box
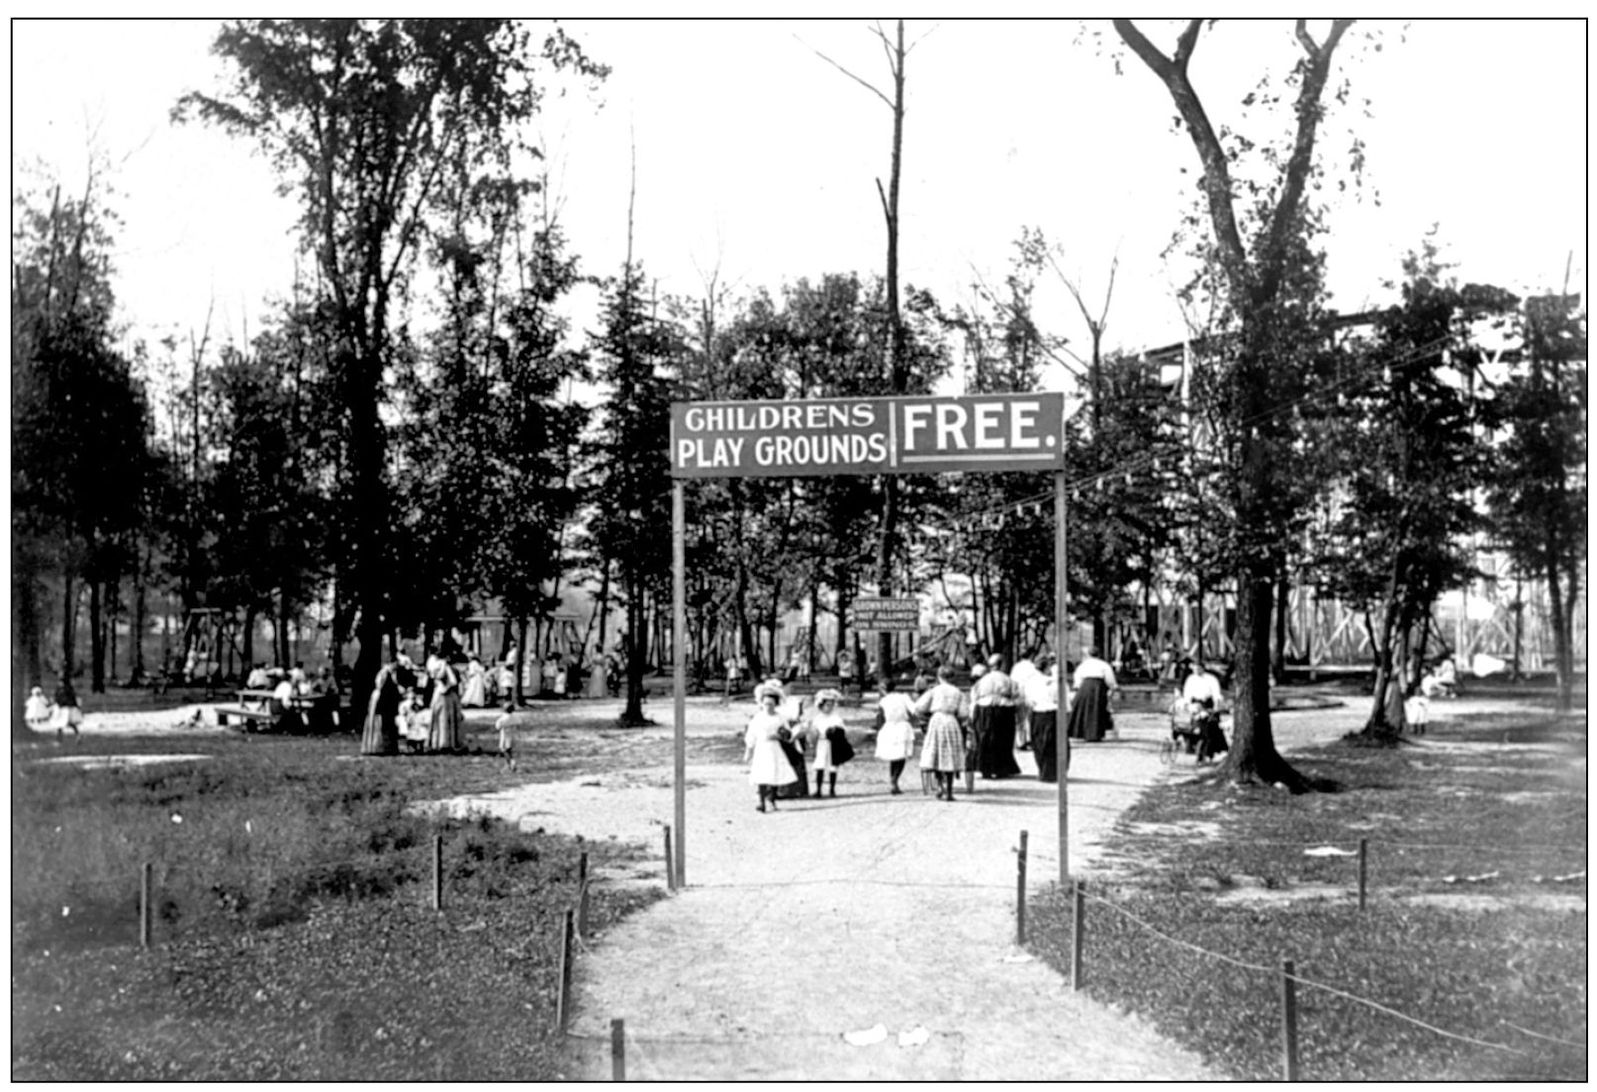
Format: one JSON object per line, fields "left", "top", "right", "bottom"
{"left": 622, "top": 583, "right": 648, "bottom": 724}
{"left": 1223, "top": 572, "right": 1306, "bottom": 788}
{"left": 61, "top": 571, "right": 77, "bottom": 682}
{"left": 241, "top": 608, "right": 257, "bottom": 674}
{"left": 347, "top": 346, "right": 388, "bottom": 720}
{"left": 876, "top": 479, "right": 898, "bottom": 688}
{"left": 594, "top": 559, "right": 612, "bottom": 661}
{"left": 1546, "top": 551, "right": 1572, "bottom": 713}
{"left": 1272, "top": 574, "right": 1291, "bottom": 683}
{"left": 130, "top": 547, "right": 148, "bottom": 685}
{"left": 13, "top": 575, "right": 32, "bottom": 739}
{"left": 278, "top": 586, "right": 292, "bottom": 670}
{"left": 15, "top": 552, "right": 43, "bottom": 727}
{"left": 835, "top": 582, "right": 852, "bottom": 667}
{"left": 875, "top": 21, "right": 907, "bottom": 686}
{"left": 514, "top": 617, "right": 529, "bottom": 705}
{"left": 1364, "top": 566, "right": 1404, "bottom": 735}
{"left": 89, "top": 578, "right": 105, "bottom": 693}
{"left": 107, "top": 577, "right": 118, "bottom": 685}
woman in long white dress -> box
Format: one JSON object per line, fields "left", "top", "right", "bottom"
{"left": 461, "top": 654, "right": 487, "bottom": 708}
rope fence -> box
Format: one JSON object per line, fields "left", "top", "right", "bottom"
{"left": 20, "top": 813, "right": 1583, "bottom": 1082}
{"left": 1001, "top": 827, "right": 1585, "bottom": 1081}
{"left": 565, "top": 823, "right": 1581, "bottom": 1081}
{"left": 24, "top": 829, "right": 621, "bottom": 955}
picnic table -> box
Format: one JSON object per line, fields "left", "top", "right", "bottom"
{"left": 217, "top": 688, "right": 332, "bottom": 731}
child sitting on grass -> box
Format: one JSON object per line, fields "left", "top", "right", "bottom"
{"left": 495, "top": 701, "right": 519, "bottom": 770}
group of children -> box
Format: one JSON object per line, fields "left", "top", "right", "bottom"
{"left": 742, "top": 680, "right": 869, "bottom": 812}
{"left": 23, "top": 681, "right": 84, "bottom": 741}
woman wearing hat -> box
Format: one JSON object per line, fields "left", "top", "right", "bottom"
{"left": 745, "top": 682, "right": 799, "bottom": 812}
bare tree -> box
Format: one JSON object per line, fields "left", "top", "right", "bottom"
{"left": 1114, "top": 19, "right": 1354, "bottom": 788}
{"left": 808, "top": 20, "right": 927, "bottom": 677}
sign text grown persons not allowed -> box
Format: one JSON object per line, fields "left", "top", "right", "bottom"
{"left": 853, "top": 597, "right": 922, "bottom": 632}
{"left": 670, "top": 393, "right": 1065, "bottom": 479}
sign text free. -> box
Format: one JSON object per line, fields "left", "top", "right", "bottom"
{"left": 670, "top": 393, "right": 1064, "bottom": 478}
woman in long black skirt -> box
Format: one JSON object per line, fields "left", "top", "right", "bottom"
{"left": 1065, "top": 646, "right": 1118, "bottom": 743}
{"left": 1028, "top": 654, "right": 1065, "bottom": 782}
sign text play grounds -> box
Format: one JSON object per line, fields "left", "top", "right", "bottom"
{"left": 671, "top": 393, "right": 1065, "bottom": 478}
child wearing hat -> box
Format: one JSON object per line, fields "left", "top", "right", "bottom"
{"left": 802, "top": 688, "right": 854, "bottom": 798}
{"left": 745, "top": 682, "right": 799, "bottom": 812}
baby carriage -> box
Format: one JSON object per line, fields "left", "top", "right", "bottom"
{"left": 1160, "top": 697, "right": 1228, "bottom": 765}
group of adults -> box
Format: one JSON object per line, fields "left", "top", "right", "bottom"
{"left": 360, "top": 649, "right": 466, "bottom": 756}
{"left": 244, "top": 660, "right": 343, "bottom": 734}
{"left": 911, "top": 652, "right": 1071, "bottom": 799}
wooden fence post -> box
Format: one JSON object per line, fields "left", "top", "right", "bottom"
{"left": 1015, "top": 830, "right": 1028, "bottom": 945}
{"left": 611, "top": 1017, "right": 625, "bottom": 1080}
{"left": 1281, "top": 958, "right": 1300, "bottom": 1081}
{"left": 556, "top": 908, "right": 576, "bottom": 1032}
{"left": 577, "top": 852, "right": 590, "bottom": 938}
{"left": 140, "top": 862, "right": 152, "bottom": 949}
{"left": 1357, "top": 838, "right": 1368, "bottom": 911}
{"left": 432, "top": 834, "right": 443, "bottom": 911}
{"left": 663, "top": 827, "right": 675, "bottom": 892}
{"left": 1071, "top": 880, "right": 1085, "bottom": 990}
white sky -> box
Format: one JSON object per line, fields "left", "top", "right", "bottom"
{"left": 10, "top": 18, "right": 1589, "bottom": 390}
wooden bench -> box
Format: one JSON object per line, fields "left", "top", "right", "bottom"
{"left": 213, "top": 705, "right": 278, "bottom": 731}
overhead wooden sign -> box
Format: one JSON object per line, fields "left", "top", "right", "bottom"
{"left": 853, "top": 597, "right": 922, "bottom": 632}
{"left": 670, "top": 393, "right": 1064, "bottom": 479}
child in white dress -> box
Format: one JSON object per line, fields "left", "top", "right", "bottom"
{"left": 744, "top": 684, "right": 798, "bottom": 812}
{"left": 495, "top": 701, "right": 519, "bottom": 769}
{"left": 805, "top": 689, "right": 853, "bottom": 798}
{"left": 873, "top": 677, "right": 918, "bottom": 795}
{"left": 403, "top": 692, "right": 430, "bottom": 753}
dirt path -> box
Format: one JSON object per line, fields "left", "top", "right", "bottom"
{"left": 424, "top": 691, "right": 1430, "bottom": 1081}
{"left": 58, "top": 687, "right": 1535, "bottom": 1077}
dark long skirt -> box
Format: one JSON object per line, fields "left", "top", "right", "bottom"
{"left": 1033, "top": 709, "right": 1064, "bottom": 783}
{"left": 1066, "top": 678, "right": 1112, "bottom": 742}
{"left": 970, "top": 705, "right": 1022, "bottom": 778}
{"left": 360, "top": 703, "right": 399, "bottom": 756}
{"left": 776, "top": 739, "right": 810, "bottom": 798}
{"left": 1197, "top": 710, "right": 1229, "bottom": 759}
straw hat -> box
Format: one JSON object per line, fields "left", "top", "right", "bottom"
{"left": 814, "top": 688, "right": 844, "bottom": 706}
{"left": 754, "top": 681, "right": 784, "bottom": 702}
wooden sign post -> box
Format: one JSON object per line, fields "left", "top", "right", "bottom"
{"left": 670, "top": 393, "right": 1068, "bottom": 889}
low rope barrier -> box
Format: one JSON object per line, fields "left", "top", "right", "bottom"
{"left": 1075, "top": 884, "right": 1544, "bottom": 1067}
{"left": 1500, "top": 1020, "right": 1586, "bottom": 1050}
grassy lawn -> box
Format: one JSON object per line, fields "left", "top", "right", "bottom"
{"left": 1026, "top": 701, "right": 1587, "bottom": 1081}
{"left": 10, "top": 719, "right": 741, "bottom": 1081}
